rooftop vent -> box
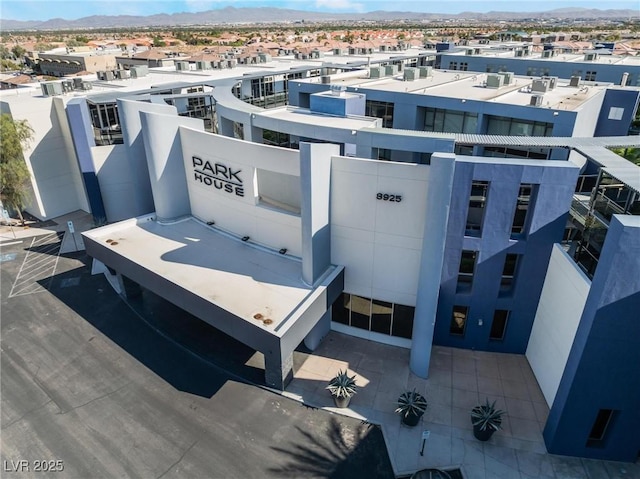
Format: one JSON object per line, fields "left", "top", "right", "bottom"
{"left": 530, "top": 95, "right": 543, "bottom": 107}
{"left": 569, "top": 76, "right": 581, "bottom": 87}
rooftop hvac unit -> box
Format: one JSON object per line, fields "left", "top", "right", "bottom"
{"left": 195, "top": 61, "right": 211, "bottom": 70}
{"left": 498, "top": 72, "right": 514, "bottom": 85}
{"left": 321, "top": 75, "right": 331, "bottom": 84}
{"left": 61, "top": 79, "right": 73, "bottom": 92}
{"left": 541, "top": 50, "right": 553, "bottom": 58}
{"left": 115, "top": 69, "right": 130, "bottom": 79}
{"left": 569, "top": 75, "right": 581, "bottom": 87}
{"left": 466, "top": 49, "right": 474, "bottom": 55}
{"left": 96, "top": 71, "right": 106, "bottom": 80}
{"left": 584, "top": 53, "right": 598, "bottom": 61}
{"left": 104, "top": 71, "right": 115, "bottom": 81}
{"left": 73, "top": 77, "right": 83, "bottom": 88}
{"left": 40, "top": 82, "right": 63, "bottom": 97}
{"left": 380, "top": 45, "right": 388, "bottom": 52}
{"left": 530, "top": 95, "right": 543, "bottom": 107}
{"left": 531, "top": 79, "right": 549, "bottom": 93}
{"left": 227, "top": 59, "right": 237, "bottom": 68}
{"left": 175, "top": 61, "right": 189, "bottom": 71}
{"left": 81, "top": 81, "right": 93, "bottom": 90}
{"left": 130, "top": 65, "right": 148, "bottom": 78}
{"left": 419, "top": 66, "right": 433, "bottom": 78}
{"left": 384, "top": 64, "right": 399, "bottom": 76}
{"left": 486, "top": 73, "right": 504, "bottom": 88}
{"left": 403, "top": 67, "right": 418, "bottom": 81}
{"left": 369, "top": 66, "right": 383, "bottom": 78}
{"left": 515, "top": 50, "right": 524, "bottom": 57}
{"left": 548, "top": 76, "right": 558, "bottom": 89}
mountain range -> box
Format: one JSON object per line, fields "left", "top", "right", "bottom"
{"left": 2, "top": 7, "right": 638, "bottom": 31}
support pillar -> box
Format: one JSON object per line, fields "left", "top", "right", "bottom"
{"left": 304, "top": 309, "right": 331, "bottom": 351}
{"left": 117, "top": 273, "right": 142, "bottom": 299}
{"left": 264, "top": 349, "right": 294, "bottom": 391}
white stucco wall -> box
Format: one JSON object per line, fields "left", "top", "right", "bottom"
{"left": 1, "top": 94, "right": 87, "bottom": 219}
{"left": 179, "top": 128, "right": 303, "bottom": 256}
{"left": 330, "top": 156, "right": 430, "bottom": 306}
{"left": 92, "top": 145, "right": 138, "bottom": 223}
{"left": 526, "top": 244, "right": 590, "bottom": 407}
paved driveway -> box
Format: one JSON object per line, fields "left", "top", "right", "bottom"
{"left": 0, "top": 235, "right": 393, "bottom": 478}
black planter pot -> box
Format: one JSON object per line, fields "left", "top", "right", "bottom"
{"left": 472, "top": 423, "right": 496, "bottom": 441}
{"left": 401, "top": 411, "right": 423, "bottom": 427}
{"left": 333, "top": 395, "right": 351, "bottom": 408}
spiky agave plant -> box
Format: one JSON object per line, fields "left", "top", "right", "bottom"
{"left": 326, "top": 370, "right": 357, "bottom": 398}
{"left": 395, "top": 388, "right": 428, "bottom": 418}
{"left": 471, "top": 398, "right": 505, "bottom": 431}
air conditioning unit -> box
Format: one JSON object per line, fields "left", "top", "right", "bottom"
{"left": 403, "top": 67, "right": 418, "bottom": 81}
{"left": 569, "top": 75, "right": 581, "bottom": 87}
{"left": 584, "top": 53, "right": 598, "bottom": 61}
{"left": 419, "top": 66, "right": 433, "bottom": 78}
{"left": 486, "top": 73, "right": 504, "bottom": 88}
{"left": 515, "top": 50, "right": 524, "bottom": 57}
{"left": 530, "top": 95, "right": 543, "bottom": 107}
{"left": 531, "top": 79, "right": 549, "bottom": 93}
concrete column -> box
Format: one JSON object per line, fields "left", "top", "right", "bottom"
{"left": 410, "top": 153, "right": 456, "bottom": 378}
{"left": 264, "top": 349, "right": 294, "bottom": 390}
{"left": 117, "top": 273, "right": 142, "bottom": 299}
{"left": 140, "top": 111, "right": 202, "bottom": 221}
{"left": 304, "top": 309, "right": 331, "bottom": 351}
{"left": 300, "top": 142, "right": 339, "bottom": 286}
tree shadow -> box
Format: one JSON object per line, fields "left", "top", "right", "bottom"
{"left": 269, "top": 416, "right": 394, "bottom": 478}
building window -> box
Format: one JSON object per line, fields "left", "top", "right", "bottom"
{"left": 585, "top": 71, "right": 597, "bottom": 81}
{"left": 371, "top": 299, "right": 393, "bottom": 335}
{"left": 501, "top": 254, "right": 519, "bottom": 292}
{"left": 457, "top": 250, "right": 477, "bottom": 292}
{"left": 349, "top": 295, "right": 372, "bottom": 330}
{"left": 490, "top": 310, "right": 509, "bottom": 340}
{"left": 262, "top": 129, "right": 291, "bottom": 148}
{"left": 424, "top": 108, "right": 478, "bottom": 134}
{"left": 466, "top": 181, "right": 489, "bottom": 236}
{"left": 391, "top": 304, "right": 415, "bottom": 339}
{"left": 450, "top": 305, "right": 468, "bottom": 336}
{"left": 460, "top": 62, "right": 468, "bottom": 71}
{"left": 373, "top": 148, "right": 392, "bottom": 161}
{"left": 449, "top": 61, "right": 458, "bottom": 70}
{"left": 365, "top": 100, "right": 394, "bottom": 128}
{"left": 486, "top": 115, "right": 554, "bottom": 137}
{"left": 331, "top": 293, "right": 415, "bottom": 339}
{"left": 511, "top": 184, "right": 535, "bottom": 236}
{"left": 587, "top": 409, "right": 616, "bottom": 447}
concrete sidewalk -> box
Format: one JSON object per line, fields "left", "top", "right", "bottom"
{"left": 283, "top": 331, "right": 640, "bottom": 479}
{"left": 0, "top": 210, "right": 92, "bottom": 254}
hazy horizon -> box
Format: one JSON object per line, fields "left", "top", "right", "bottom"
{"left": 3, "top": 0, "right": 639, "bottom": 23}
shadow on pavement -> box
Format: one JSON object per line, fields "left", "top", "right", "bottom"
{"left": 41, "top": 254, "right": 244, "bottom": 398}
{"left": 269, "top": 416, "right": 394, "bottom": 479}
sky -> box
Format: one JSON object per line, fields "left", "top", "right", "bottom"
{"left": 1, "top": 0, "right": 638, "bottom": 22}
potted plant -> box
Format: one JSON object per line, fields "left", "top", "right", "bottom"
{"left": 326, "top": 370, "right": 357, "bottom": 408}
{"left": 471, "top": 398, "right": 505, "bottom": 441}
{"left": 395, "top": 389, "right": 428, "bottom": 426}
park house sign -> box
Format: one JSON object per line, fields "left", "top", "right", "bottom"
{"left": 191, "top": 156, "right": 245, "bottom": 197}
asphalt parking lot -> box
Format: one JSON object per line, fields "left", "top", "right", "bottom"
{"left": 0, "top": 234, "right": 394, "bottom": 478}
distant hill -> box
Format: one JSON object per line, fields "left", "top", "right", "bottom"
{"left": 2, "top": 6, "right": 638, "bottom": 31}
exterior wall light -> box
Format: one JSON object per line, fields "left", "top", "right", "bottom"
{"left": 242, "top": 236, "right": 250, "bottom": 242}
{"left": 279, "top": 248, "right": 287, "bottom": 255}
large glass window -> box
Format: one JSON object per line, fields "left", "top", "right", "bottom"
{"left": 424, "top": 108, "right": 477, "bottom": 134}
{"left": 587, "top": 409, "right": 616, "bottom": 447}
{"left": 365, "top": 100, "right": 394, "bottom": 128}
{"left": 501, "top": 254, "right": 519, "bottom": 293}
{"left": 331, "top": 293, "right": 414, "bottom": 339}
{"left": 450, "top": 305, "right": 469, "bottom": 336}
{"left": 349, "top": 295, "right": 372, "bottom": 330}
{"left": 486, "top": 115, "right": 553, "bottom": 137}
{"left": 490, "top": 310, "right": 509, "bottom": 340}
{"left": 457, "top": 250, "right": 477, "bottom": 293}
{"left": 371, "top": 299, "right": 393, "bottom": 335}
{"left": 466, "top": 181, "right": 489, "bottom": 236}
{"left": 511, "top": 184, "right": 535, "bottom": 236}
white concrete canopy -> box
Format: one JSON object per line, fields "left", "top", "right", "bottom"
{"left": 83, "top": 214, "right": 344, "bottom": 389}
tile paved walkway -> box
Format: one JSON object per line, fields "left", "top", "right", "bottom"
{"left": 284, "top": 331, "right": 640, "bottom": 479}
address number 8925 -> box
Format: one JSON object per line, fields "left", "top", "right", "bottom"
{"left": 376, "top": 193, "right": 402, "bottom": 202}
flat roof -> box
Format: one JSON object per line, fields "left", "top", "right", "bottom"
{"left": 317, "top": 70, "right": 606, "bottom": 110}
{"left": 257, "top": 106, "right": 380, "bottom": 130}
{"left": 83, "top": 216, "right": 328, "bottom": 337}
